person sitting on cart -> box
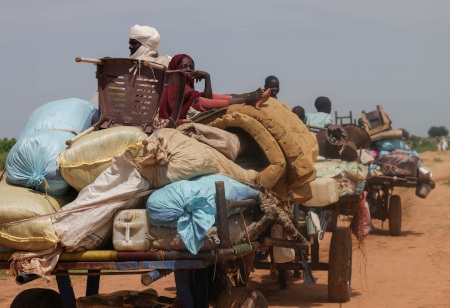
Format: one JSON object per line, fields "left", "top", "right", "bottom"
{"left": 158, "top": 53, "right": 270, "bottom": 121}
{"left": 128, "top": 24, "right": 172, "bottom": 67}
{"left": 90, "top": 25, "right": 171, "bottom": 107}
{"left": 264, "top": 75, "right": 280, "bottom": 99}
{"left": 305, "top": 96, "right": 333, "bottom": 128}
{"left": 292, "top": 105, "right": 306, "bottom": 122}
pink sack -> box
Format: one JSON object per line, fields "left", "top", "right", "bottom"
{"left": 351, "top": 191, "right": 372, "bottom": 240}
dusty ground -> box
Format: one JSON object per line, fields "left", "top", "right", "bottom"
{"left": 1, "top": 150, "right": 450, "bottom": 307}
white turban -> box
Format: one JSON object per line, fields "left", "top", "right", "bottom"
{"left": 129, "top": 25, "right": 160, "bottom": 59}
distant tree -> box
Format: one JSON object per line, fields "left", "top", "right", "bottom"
{"left": 428, "top": 126, "right": 449, "bottom": 138}
{"left": 0, "top": 138, "right": 16, "bottom": 153}
{"left": 399, "top": 128, "right": 410, "bottom": 140}
{"left": 0, "top": 138, "right": 16, "bottom": 170}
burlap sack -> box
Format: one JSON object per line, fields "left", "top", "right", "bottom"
{"left": 148, "top": 213, "right": 256, "bottom": 251}
{"left": 134, "top": 128, "right": 259, "bottom": 189}
{"left": 58, "top": 126, "right": 147, "bottom": 191}
{"left": 177, "top": 122, "right": 241, "bottom": 161}
{"left": 53, "top": 151, "right": 149, "bottom": 252}
{"left": 0, "top": 180, "right": 75, "bottom": 251}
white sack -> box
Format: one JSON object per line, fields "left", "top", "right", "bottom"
{"left": 52, "top": 151, "right": 150, "bottom": 252}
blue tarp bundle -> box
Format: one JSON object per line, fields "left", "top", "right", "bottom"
{"left": 146, "top": 174, "right": 260, "bottom": 254}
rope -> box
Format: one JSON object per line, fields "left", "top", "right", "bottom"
{"left": 239, "top": 208, "right": 251, "bottom": 244}
{"left": 233, "top": 243, "right": 253, "bottom": 255}
{"left": 300, "top": 249, "right": 316, "bottom": 285}
{"left": 212, "top": 249, "right": 218, "bottom": 282}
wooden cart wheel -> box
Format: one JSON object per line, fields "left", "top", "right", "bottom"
{"left": 215, "top": 287, "right": 268, "bottom": 308}
{"left": 328, "top": 227, "right": 352, "bottom": 302}
{"left": 11, "top": 288, "right": 63, "bottom": 308}
{"left": 389, "top": 194, "right": 402, "bottom": 236}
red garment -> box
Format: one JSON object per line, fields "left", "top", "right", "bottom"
{"left": 159, "top": 54, "right": 202, "bottom": 119}
{"left": 192, "top": 94, "right": 233, "bottom": 111}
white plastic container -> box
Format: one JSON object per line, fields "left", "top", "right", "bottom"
{"left": 303, "top": 177, "right": 339, "bottom": 207}
{"left": 113, "top": 209, "right": 151, "bottom": 251}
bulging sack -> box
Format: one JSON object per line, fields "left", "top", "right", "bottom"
{"left": 6, "top": 97, "right": 99, "bottom": 195}
{"left": 19, "top": 97, "right": 98, "bottom": 140}
{"left": 146, "top": 174, "right": 260, "bottom": 254}
{"left": 58, "top": 126, "right": 147, "bottom": 191}
{"left": 376, "top": 149, "right": 419, "bottom": 177}
{"left": 0, "top": 180, "right": 75, "bottom": 251}
{"left": 135, "top": 128, "right": 258, "bottom": 189}
{"left": 6, "top": 130, "right": 76, "bottom": 195}
{"left": 52, "top": 151, "right": 149, "bottom": 252}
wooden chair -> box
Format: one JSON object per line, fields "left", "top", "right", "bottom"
{"left": 335, "top": 110, "right": 355, "bottom": 125}
{"left": 67, "top": 57, "right": 185, "bottom": 145}
{"left": 360, "top": 105, "right": 392, "bottom": 136}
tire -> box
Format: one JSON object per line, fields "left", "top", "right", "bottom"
{"left": 215, "top": 287, "right": 268, "bottom": 308}
{"left": 389, "top": 195, "right": 402, "bottom": 236}
{"left": 11, "top": 288, "right": 63, "bottom": 308}
{"left": 326, "top": 209, "right": 338, "bottom": 232}
{"left": 328, "top": 227, "right": 352, "bottom": 302}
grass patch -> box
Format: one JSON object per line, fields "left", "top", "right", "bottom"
{"left": 0, "top": 152, "right": 7, "bottom": 171}
{"left": 444, "top": 181, "right": 450, "bottom": 187}
{"left": 433, "top": 157, "right": 443, "bottom": 163}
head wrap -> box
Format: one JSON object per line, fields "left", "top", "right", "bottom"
{"left": 314, "top": 96, "right": 332, "bottom": 111}
{"left": 159, "top": 54, "right": 202, "bottom": 119}
{"left": 169, "top": 54, "right": 195, "bottom": 87}
{"left": 129, "top": 25, "right": 160, "bottom": 59}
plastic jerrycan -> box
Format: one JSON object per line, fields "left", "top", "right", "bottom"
{"left": 303, "top": 177, "right": 339, "bottom": 207}
{"left": 113, "top": 209, "right": 151, "bottom": 251}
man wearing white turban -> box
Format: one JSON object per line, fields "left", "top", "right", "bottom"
{"left": 90, "top": 25, "right": 172, "bottom": 106}
{"left": 128, "top": 24, "right": 171, "bottom": 67}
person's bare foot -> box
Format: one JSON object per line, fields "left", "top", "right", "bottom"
{"left": 255, "top": 88, "right": 271, "bottom": 107}
{"left": 228, "top": 87, "right": 264, "bottom": 106}
{"left": 243, "top": 87, "right": 264, "bottom": 106}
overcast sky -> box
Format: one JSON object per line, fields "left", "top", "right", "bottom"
{"left": 1, "top": 1, "right": 449, "bottom": 138}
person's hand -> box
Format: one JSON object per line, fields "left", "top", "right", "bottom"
{"left": 191, "top": 70, "right": 210, "bottom": 83}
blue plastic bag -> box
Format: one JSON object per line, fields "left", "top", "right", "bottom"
{"left": 146, "top": 174, "right": 260, "bottom": 254}
{"left": 6, "top": 98, "right": 99, "bottom": 195}
{"left": 19, "top": 97, "right": 99, "bottom": 139}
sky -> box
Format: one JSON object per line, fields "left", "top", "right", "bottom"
{"left": 1, "top": 1, "right": 449, "bottom": 139}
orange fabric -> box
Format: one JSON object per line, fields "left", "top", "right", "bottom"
{"left": 192, "top": 94, "right": 233, "bottom": 111}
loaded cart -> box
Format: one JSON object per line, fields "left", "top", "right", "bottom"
{"left": 365, "top": 171, "right": 434, "bottom": 236}
{"left": 250, "top": 123, "right": 372, "bottom": 303}
{"left": 1, "top": 181, "right": 311, "bottom": 307}
{"left": 360, "top": 105, "right": 435, "bottom": 236}
{"left": 0, "top": 56, "right": 357, "bottom": 307}
{"left": 0, "top": 184, "right": 355, "bottom": 307}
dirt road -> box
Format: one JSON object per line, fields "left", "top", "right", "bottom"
{"left": 1, "top": 150, "right": 449, "bottom": 307}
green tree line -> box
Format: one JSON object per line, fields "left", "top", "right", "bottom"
{"left": 0, "top": 138, "right": 16, "bottom": 171}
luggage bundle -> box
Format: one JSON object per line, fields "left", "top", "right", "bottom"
{"left": 2, "top": 97, "right": 317, "bottom": 278}
{"left": 362, "top": 105, "right": 435, "bottom": 198}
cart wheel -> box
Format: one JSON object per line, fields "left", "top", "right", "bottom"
{"left": 215, "top": 287, "right": 268, "bottom": 308}
{"left": 389, "top": 195, "right": 402, "bottom": 236}
{"left": 326, "top": 209, "right": 338, "bottom": 232}
{"left": 328, "top": 227, "right": 352, "bottom": 302}
{"left": 11, "top": 288, "right": 63, "bottom": 308}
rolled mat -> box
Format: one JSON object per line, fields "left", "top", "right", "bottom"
{"left": 200, "top": 98, "right": 317, "bottom": 197}
{"left": 370, "top": 129, "right": 403, "bottom": 142}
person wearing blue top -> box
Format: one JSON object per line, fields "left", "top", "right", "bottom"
{"left": 305, "top": 96, "right": 333, "bottom": 128}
